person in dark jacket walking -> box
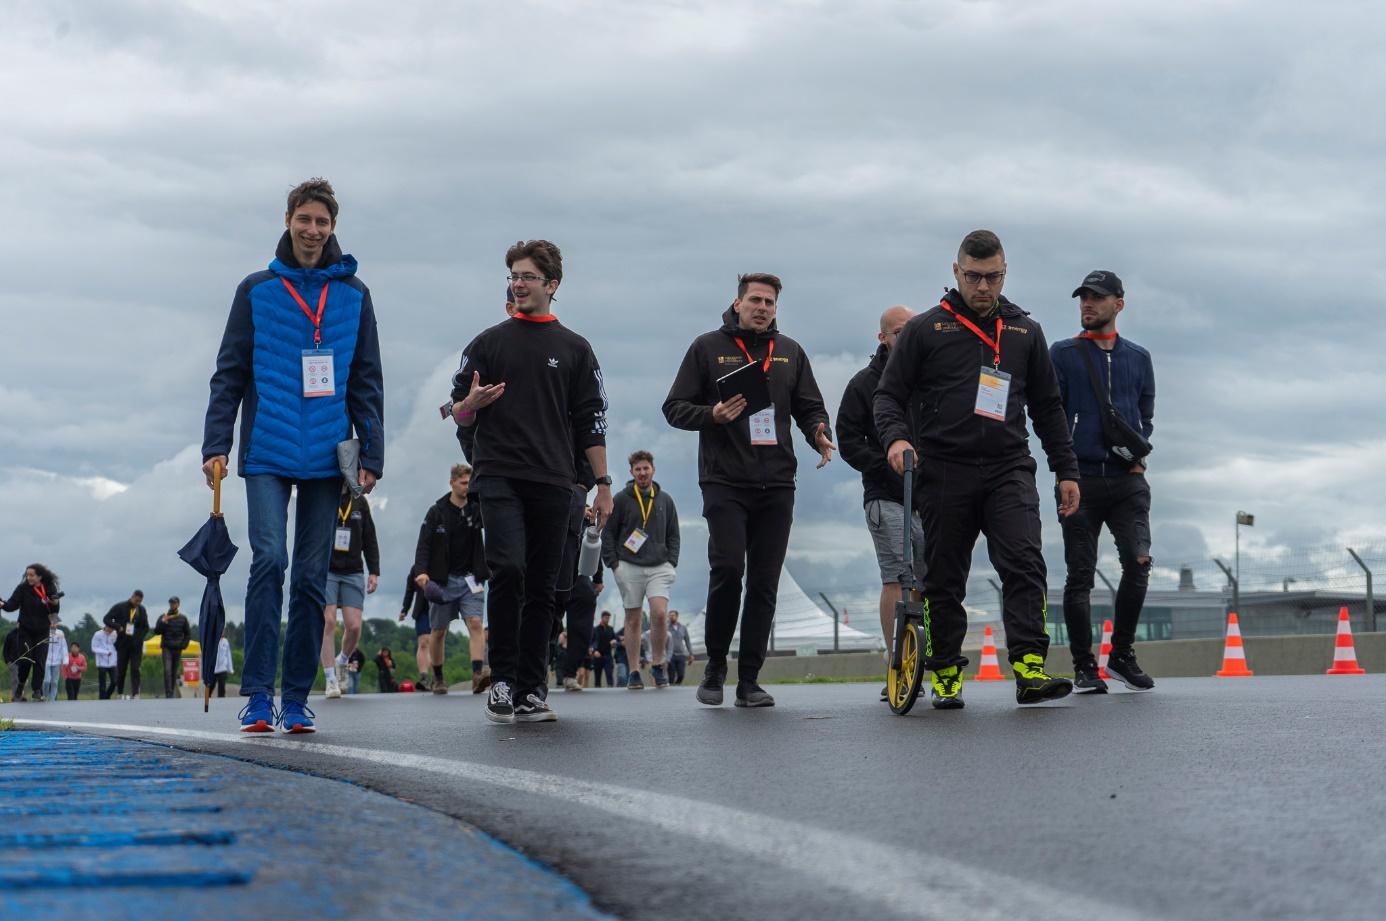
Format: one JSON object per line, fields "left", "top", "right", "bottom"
{"left": 202, "top": 178, "right": 384, "bottom": 735}
{"left": 103, "top": 590, "right": 149, "bottom": 700}
{"left": 413, "top": 464, "right": 490, "bottom": 695}
{"left": 875, "top": 230, "right": 1080, "bottom": 709}
{"left": 589, "top": 611, "right": 617, "bottom": 687}
{"left": 663, "top": 273, "right": 835, "bottom": 709}
{"left": 2, "top": 564, "right": 61, "bottom": 702}
{"left": 153, "top": 597, "right": 192, "bottom": 698}
{"left": 448, "top": 240, "right": 612, "bottom": 724}
{"left": 601, "top": 450, "right": 681, "bottom": 690}
{"left": 399, "top": 566, "right": 434, "bottom": 690}
{"left": 1050, "top": 270, "right": 1156, "bottom": 692}
{"left": 836, "top": 305, "right": 927, "bottom": 675}
{"left": 321, "top": 483, "right": 380, "bottom": 699}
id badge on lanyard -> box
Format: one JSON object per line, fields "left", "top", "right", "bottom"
{"left": 623, "top": 528, "right": 649, "bottom": 553}
{"left": 749, "top": 406, "right": 777, "bottom": 445}
{"left": 283, "top": 277, "right": 334, "bottom": 398}
{"left": 333, "top": 527, "right": 352, "bottom": 552}
{"left": 975, "top": 368, "right": 1011, "bottom": 420}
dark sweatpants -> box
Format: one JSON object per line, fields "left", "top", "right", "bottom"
{"left": 917, "top": 458, "right": 1050, "bottom": 666}
{"left": 474, "top": 476, "right": 572, "bottom": 699}
{"left": 553, "top": 489, "right": 596, "bottom": 682}
{"left": 11, "top": 629, "right": 47, "bottom": 698}
{"left": 115, "top": 639, "right": 142, "bottom": 696}
{"left": 1059, "top": 473, "right": 1153, "bottom": 663}
{"left": 701, "top": 484, "right": 795, "bottom": 683}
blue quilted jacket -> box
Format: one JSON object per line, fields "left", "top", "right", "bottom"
{"left": 203, "top": 233, "right": 385, "bottom": 480}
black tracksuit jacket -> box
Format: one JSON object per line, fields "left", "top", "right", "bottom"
{"left": 414, "top": 494, "right": 489, "bottom": 584}
{"left": 450, "top": 314, "right": 607, "bottom": 489}
{"left": 662, "top": 307, "right": 831, "bottom": 489}
{"left": 874, "top": 291, "right": 1079, "bottom": 480}
{"left": 103, "top": 603, "right": 150, "bottom": 648}
{"left": 329, "top": 493, "right": 381, "bottom": 576}
{"left": 836, "top": 343, "right": 908, "bottom": 505}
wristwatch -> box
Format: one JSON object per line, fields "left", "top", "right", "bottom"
{"left": 594, "top": 476, "right": 613, "bottom": 487}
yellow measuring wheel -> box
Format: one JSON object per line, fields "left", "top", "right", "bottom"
{"left": 886, "top": 449, "right": 929, "bottom": 716}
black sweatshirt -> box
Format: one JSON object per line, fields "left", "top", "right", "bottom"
{"left": 414, "top": 494, "right": 489, "bottom": 584}
{"left": 874, "top": 290, "right": 1079, "bottom": 480}
{"left": 836, "top": 344, "right": 908, "bottom": 505}
{"left": 662, "top": 307, "right": 830, "bottom": 489}
{"left": 3, "top": 583, "right": 60, "bottom": 634}
{"left": 401, "top": 568, "right": 430, "bottom": 620}
{"left": 153, "top": 612, "right": 191, "bottom": 651}
{"left": 103, "top": 602, "right": 149, "bottom": 645}
{"left": 451, "top": 315, "right": 607, "bottom": 489}
{"left": 329, "top": 492, "right": 381, "bottom": 576}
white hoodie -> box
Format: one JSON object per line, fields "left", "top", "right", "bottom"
{"left": 215, "top": 637, "right": 233, "bottom": 675}
{"left": 91, "top": 629, "right": 117, "bottom": 668}
{"left": 46, "top": 628, "right": 67, "bottom": 667}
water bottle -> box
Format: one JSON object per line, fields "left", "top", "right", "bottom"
{"left": 578, "top": 526, "right": 603, "bottom": 577}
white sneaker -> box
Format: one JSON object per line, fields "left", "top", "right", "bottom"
{"left": 324, "top": 674, "right": 342, "bottom": 699}
{"left": 562, "top": 677, "right": 583, "bottom": 692}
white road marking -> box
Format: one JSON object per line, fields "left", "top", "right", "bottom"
{"left": 11, "top": 718, "right": 1159, "bottom": 921}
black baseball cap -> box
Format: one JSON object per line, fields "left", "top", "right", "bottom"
{"left": 1071, "top": 270, "right": 1124, "bottom": 298}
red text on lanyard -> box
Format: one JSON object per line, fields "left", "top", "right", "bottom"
{"left": 281, "top": 278, "right": 330, "bottom": 347}
{"left": 939, "top": 300, "right": 1002, "bottom": 367}
{"left": 733, "top": 337, "right": 775, "bottom": 372}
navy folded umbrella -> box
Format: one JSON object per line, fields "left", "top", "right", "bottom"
{"left": 177, "top": 460, "right": 238, "bottom": 712}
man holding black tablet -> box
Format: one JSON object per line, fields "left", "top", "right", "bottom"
{"left": 663, "top": 273, "right": 834, "bottom": 708}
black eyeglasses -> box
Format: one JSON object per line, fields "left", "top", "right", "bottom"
{"left": 506, "top": 272, "right": 546, "bottom": 284}
{"left": 961, "top": 271, "right": 1006, "bottom": 286}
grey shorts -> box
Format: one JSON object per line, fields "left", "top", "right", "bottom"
{"left": 429, "top": 575, "right": 486, "bottom": 631}
{"left": 325, "top": 571, "right": 366, "bottom": 609}
{"left": 865, "top": 499, "right": 927, "bottom": 584}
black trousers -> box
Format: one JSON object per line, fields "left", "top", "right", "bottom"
{"left": 668, "top": 655, "right": 687, "bottom": 685}
{"left": 115, "top": 640, "right": 142, "bottom": 696}
{"left": 917, "top": 459, "right": 1050, "bottom": 665}
{"left": 475, "top": 476, "right": 573, "bottom": 698}
{"left": 1060, "top": 473, "right": 1153, "bottom": 663}
{"left": 65, "top": 678, "right": 81, "bottom": 700}
{"left": 98, "top": 666, "right": 116, "bottom": 699}
{"left": 11, "top": 629, "right": 47, "bottom": 697}
{"left": 556, "top": 576, "right": 597, "bottom": 681}
{"left": 592, "top": 655, "right": 614, "bottom": 686}
{"left": 701, "top": 484, "right": 795, "bottom": 682}
{"left": 161, "top": 647, "right": 182, "bottom": 698}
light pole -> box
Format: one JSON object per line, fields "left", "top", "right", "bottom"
{"left": 1235, "top": 511, "right": 1255, "bottom": 614}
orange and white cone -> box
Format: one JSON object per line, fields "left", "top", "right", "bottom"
{"left": 974, "top": 626, "right": 1005, "bottom": 681}
{"left": 1214, "top": 612, "right": 1254, "bottom": 677}
{"left": 1096, "top": 619, "right": 1115, "bottom": 680}
{"left": 1326, "top": 607, "right": 1366, "bottom": 675}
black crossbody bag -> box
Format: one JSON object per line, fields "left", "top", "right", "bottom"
{"left": 1076, "top": 342, "right": 1152, "bottom": 464}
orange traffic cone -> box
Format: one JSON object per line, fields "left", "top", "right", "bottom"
{"left": 1326, "top": 607, "right": 1366, "bottom": 675}
{"left": 974, "top": 625, "right": 1005, "bottom": 680}
{"left": 1096, "top": 619, "right": 1114, "bottom": 679}
{"left": 1214, "top": 612, "right": 1254, "bottom": 677}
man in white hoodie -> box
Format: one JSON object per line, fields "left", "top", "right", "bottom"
{"left": 91, "top": 626, "right": 118, "bottom": 699}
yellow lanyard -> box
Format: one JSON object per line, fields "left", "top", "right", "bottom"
{"left": 633, "top": 485, "right": 655, "bottom": 528}
{"left": 338, "top": 497, "right": 354, "bottom": 527}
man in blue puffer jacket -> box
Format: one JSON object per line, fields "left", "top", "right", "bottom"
{"left": 1049, "top": 270, "right": 1155, "bottom": 694}
{"left": 202, "top": 177, "right": 385, "bottom": 734}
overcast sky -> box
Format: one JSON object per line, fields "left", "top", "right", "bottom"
{"left": 2, "top": 0, "right": 1383, "bottom": 625}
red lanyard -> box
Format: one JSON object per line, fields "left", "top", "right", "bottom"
{"left": 1077, "top": 331, "right": 1118, "bottom": 341}
{"left": 35, "top": 584, "right": 47, "bottom": 604}
{"left": 939, "top": 300, "right": 1002, "bottom": 367}
{"left": 281, "top": 278, "right": 329, "bottom": 346}
{"left": 733, "top": 337, "right": 775, "bottom": 373}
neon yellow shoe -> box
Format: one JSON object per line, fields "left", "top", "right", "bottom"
{"left": 1013, "top": 653, "right": 1072, "bottom": 705}
{"left": 930, "top": 665, "right": 965, "bottom": 710}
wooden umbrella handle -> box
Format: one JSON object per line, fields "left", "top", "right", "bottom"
{"left": 213, "top": 458, "right": 224, "bottom": 518}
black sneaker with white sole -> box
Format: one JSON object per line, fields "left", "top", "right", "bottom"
{"left": 697, "top": 660, "right": 727, "bottom": 706}
{"left": 1073, "top": 662, "right": 1109, "bottom": 694}
{"left": 515, "top": 692, "right": 558, "bottom": 722}
{"left": 1105, "top": 650, "right": 1155, "bottom": 691}
{"left": 485, "top": 681, "right": 516, "bottom": 723}
{"left": 734, "top": 681, "right": 775, "bottom": 708}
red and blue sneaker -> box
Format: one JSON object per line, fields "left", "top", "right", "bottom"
{"left": 277, "top": 700, "right": 316, "bottom": 734}
{"left": 238, "top": 692, "right": 275, "bottom": 733}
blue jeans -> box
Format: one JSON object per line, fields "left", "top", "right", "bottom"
{"left": 346, "top": 669, "right": 360, "bottom": 695}
{"left": 242, "top": 475, "right": 340, "bottom": 705}
{"left": 44, "top": 664, "right": 61, "bottom": 702}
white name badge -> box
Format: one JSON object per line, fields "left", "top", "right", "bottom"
{"left": 749, "top": 406, "right": 777, "bottom": 445}
{"left": 302, "top": 349, "right": 335, "bottom": 398}
{"left": 464, "top": 574, "right": 484, "bottom": 595}
{"left": 125, "top": 623, "right": 134, "bottom": 636}
{"left": 333, "top": 527, "right": 352, "bottom": 552}
{"left": 623, "top": 528, "right": 649, "bottom": 553}
{"left": 974, "top": 367, "right": 1011, "bottom": 420}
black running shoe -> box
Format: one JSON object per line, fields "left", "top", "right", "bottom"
{"left": 515, "top": 692, "right": 558, "bottom": 722}
{"left": 1106, "top": 650, "right": 1155, "bottom": 691}
{"left": 485, "top": 681, "right": 516, "bottom": 724}
{"left": 734, "top": 681, "right": 775, "bottom": 708}
{"left": 696, "top": 660, "right": 727, "bottom": 706}
{"left": 929, "top": 666, "right": 965, "bottom": 710}
{"left": 1073, "top": 662, "right": 1109, "bottom": 694}
{"left": 1013, "top": 654, "right": 1073, "bottom": 705}
{"left": 627, "top": 670, "right": 645, "bottom": 691}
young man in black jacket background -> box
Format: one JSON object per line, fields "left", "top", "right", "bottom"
{"left": 450, "top": 240, "right": 612, "bottom": 724}
{"left": 663, "top": 272, "right": 835, "bottom": 709}
{"left": 154, "top": 597, "right": 191, "bottom": 698}
{"left": 836, "top": 305, "right": 925, "bottom": 687}
{"left": 875, "top": 230, "right": 1080, "bottom": 708}
{"left": 322, "top": 484, "right": 380, "bottom": 699}
{"left": 103, "top": 590, "right": 149, "bottom": 700}
{"left": 1050, "top": 269, "right": 1156, "bottom": 692}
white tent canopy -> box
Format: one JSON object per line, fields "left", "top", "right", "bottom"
{"left": 684, "top": 567, "right": 883, "bottom": 655}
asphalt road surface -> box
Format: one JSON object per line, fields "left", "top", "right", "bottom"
{"left": 10, "top": 675, "right": 1385, "bottom": 921}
